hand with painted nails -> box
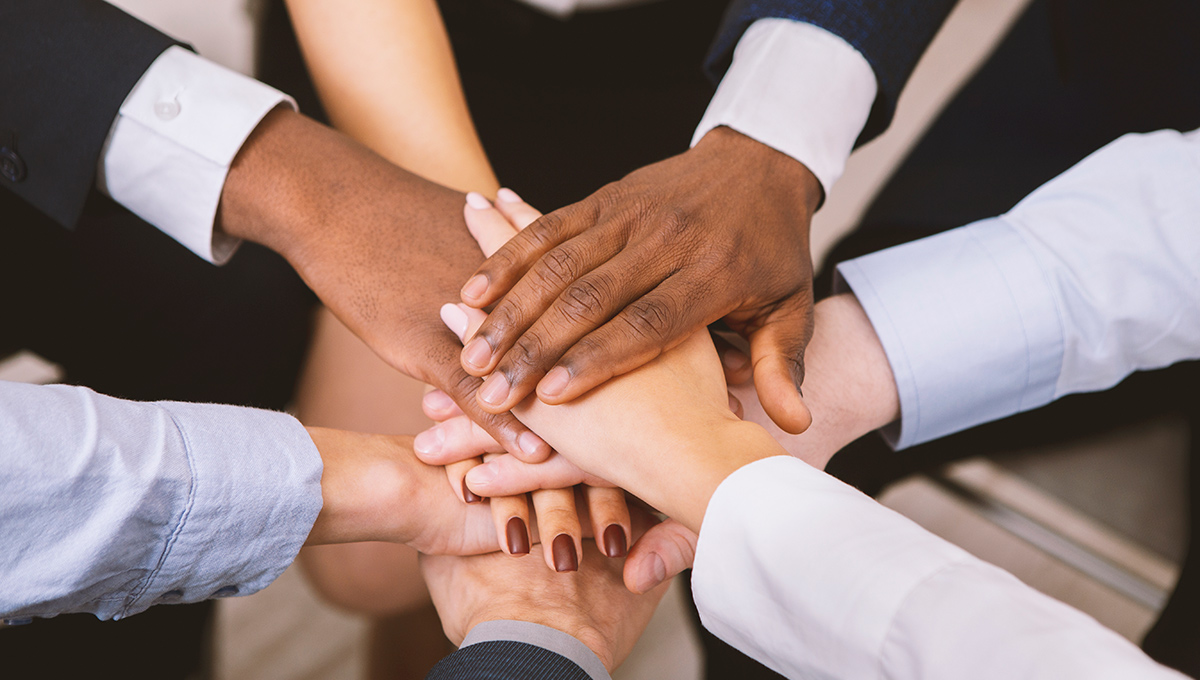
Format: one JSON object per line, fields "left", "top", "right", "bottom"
{"left": 421, "top": 506, "right": 669, "bottom": 672}
{"left": 456, "top": 127, "right": 819, "bottom": 436}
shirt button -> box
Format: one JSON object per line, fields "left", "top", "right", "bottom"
{"left": 212, "top": 585, "right": 239, "bottom": 598}
{"left": 3, "top": 617, "right": 33, "bottom": 626}
{"left": 158, "top": 589, "right": 184, "bottom": 603}
{"left": 154, "top": 98, "right": 181, "bottom": 121}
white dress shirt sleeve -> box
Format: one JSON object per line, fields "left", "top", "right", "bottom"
{"left": 692, "top": 456, "right": 1186, "bottom": 680}
{"left": 692, "top": 19, "right": 878, "bottom": 196}
{"left": 836, "top": 128, "right": 1200, "bottom": 448}
{"left": 0, "top": 381, "right": 322, "bottom": 622}
{"left": 97, "top": 46, "right": 296, "bottom": 264}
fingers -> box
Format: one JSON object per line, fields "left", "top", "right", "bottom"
{"left": 531, "top": 487, "right": 583, "bottom": 573}
{"left": 445, "top": 458, "right": 485, "bottom": 504}
{"left": 711, "top": 332, "right": 754, "bottom": 386}
{"left": 422, "top": 389, "right": 463, "bottom": 421}
{"left": 414, "top": 415, "right": 506, "bottom": 466}
{"left": 623, "top": 518, "right": 698, "bottom": 594}
{"left": 435, "top": 303, "right": 552, "bottom": 462}
{"left": 494, "top": 188, "right": 543, "bottom": 229}
{"left": 469, "top": 251, "right": 669, "bottom": 412}
{"left": 464, "top": 192, "right": 521, "bottom": 257}
{"left": 460, "top": 226, "right": 624, "bottom": 378}
{"left": 465, "top": 452, "right": 605, "bottom": 496}
{"left": 536, "top": 278, "right": 710, "bottom": 405}
{"left": 489, "top": 493, "right": 532, "bottom": 557}
{"left": 584, "top": 486, "right": 630, "bottom": 559}
{"left": 460, "top": 201, "right": 592, "bottom": 309}
{"left": 748, "top": 294, "right": 814, "bottom": 435}
{"left": 728, "top": 391, "right": 744, "bottom": 419}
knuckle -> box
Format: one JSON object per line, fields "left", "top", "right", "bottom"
{"left": 506, "top": 333, "right": 551, "bottom": 372}
{"left": 621, "top": 297, "right": 677, "bottom": 341}
{"left": 558, "top": 277, "right": 611, "bottom": 324}
{"left": 536, "top": 245, "right": 585, "bottom": 287}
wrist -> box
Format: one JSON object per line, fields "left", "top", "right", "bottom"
{"left": 305, "top": 428, "right": 416, "bottom": 546}
{"left": 801, "top": 295, "right": 900, "bottom": 462}
{"left": 637, "top": 418, "right": 787, "bottom": 533}
{"left": 696, "top": 125, "right": 823, "bottom": 214}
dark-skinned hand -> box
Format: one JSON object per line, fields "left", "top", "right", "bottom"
{"left": 216, "top": 108, "right": 549, "bottom": 461}
{"left": 458, "top": 126, "right": 820, "bottom": 434}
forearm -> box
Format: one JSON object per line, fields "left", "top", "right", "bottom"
{"left": 285, "top": 0, "right": 498, "bottom": 194}
{"left": 0, "top": 382, "right": 320, "bottom": 620}
{"left": 693, "top": 456, "right": 1184, "bottom": 679}
{"left": 836, "top": 128, "right": 1200, "bottom": 449}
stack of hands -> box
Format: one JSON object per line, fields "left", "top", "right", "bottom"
{"left": 301, "top": 184, "right": 901, "bottom": 670}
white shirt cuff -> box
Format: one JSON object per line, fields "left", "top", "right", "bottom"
{"left": 692, "top": 456, "right": 971, "bottom": 680}
{"left": 98, "top": 46, "right": 296, "bottom": 264}
{"left": 692, "top": 19, "right": 877, "bottom": 197}
{"left": 835, "top": 218, "right": 1064, "bottom": 449}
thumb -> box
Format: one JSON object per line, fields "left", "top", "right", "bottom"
{"left": 748, "top": 295, "right": 813, "bottom": 435}
{"left": 623, "top": 519, "right": 697, "bottom": 594}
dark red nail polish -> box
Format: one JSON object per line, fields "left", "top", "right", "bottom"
{"left": 552, "top": 534, "right": 578, "bottom": 572}
{"left": 462, "top": 478, "right": 482, "bottom": 504}
{"left": 603, "top": 524, "right": 627, "bottom": 558}
{"left": 506, "top": 517, "right": 530, "bottom": 555}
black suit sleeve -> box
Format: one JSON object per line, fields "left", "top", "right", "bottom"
{"left": 0, "top": 0, "right": 182, "bottom": 228}
{"left": 706, "top": 0, "right": 959, "bottom": 145}
{"left": 426, "top": 640, "right": 599, "bottom": 680}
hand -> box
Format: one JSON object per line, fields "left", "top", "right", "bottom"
{"left": 716, "top": 294, "right": 902, "bottom": 471}
{"left": 458, "top": 127, "right": 821, "bottom": 435}
{"left": 303, "top": 427, "right": 500, "bottom": 556}
{"left": 216, "top": 108, "right": 549, "bottom": 463}
{"left": 419, "top": 195, "right": 633, "bottom": 572}
{"left": 420, "top": 508, "right": 670, "bottom": 672}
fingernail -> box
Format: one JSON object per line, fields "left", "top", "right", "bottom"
{"left": 496, "top": 187, "right": 523, "bottom": 203}
{"left": 465, "top": 191, "right": 492, "bottom": 210}
{"left": 462, "top": 336, "right": 492, "bottom": 370}
{"left": 519, "top": 431, "right": 547, "bottom": 458}
{"left": 413, "top": 426, "right": 444, "bottom": 455}
{"left": 440, "top": 303, "right": 469, "bottom": 339}
{"left": 423, "top": 390, "right": 454, "bottom": 413}
{"left": 506, "top": 517, "right": 530, "bottom": 555}
{"left": 552, "top": 534, "right": 578, "bottom": 572}
{"left": 467, "top": 462, "right": 498, "bottom": 486}
{"left": 478, "top": 372, "right": 510, "bottom": 406}
{"left": 538, "top": 366, "right": 571, "bottom": 399}
{"left": 603, "top": 525, "right": 627, "bottom": 558}
{"left": 722, "top": 349, "right": 750, "bottom": 372}
{"left": 461, "top": 477, "right": 482, "bottom": 504}
{"left": 461, "top": 275, "right": 488, "bottom": 302}
{"left": 635, "top": 554, "right": 667, "bottom": 593}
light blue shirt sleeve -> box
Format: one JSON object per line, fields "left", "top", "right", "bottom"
{"left": 0, "top": 381, "right": 322, "bottom": 621}
{"left": 836, "top": 128, "right": 1200, "bottom": 449}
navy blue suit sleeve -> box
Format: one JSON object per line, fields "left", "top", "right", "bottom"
{"left": 706, "top": 0, "right": 959, "bottom": 145}
{"left": 427, "top": 640, "right": 598, "bottom": 680}
{"left": 0, "top": 0, "right": 182, "bottom": 228}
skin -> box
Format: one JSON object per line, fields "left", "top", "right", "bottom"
{"left": 419, "top": 189, "right": 903, "bottom": 592}
{"left": 302, "top": 428, "right": 498, "bottom": 554}
{"left": 216, "top": 107, "right": 543, "bottom": 461}
{"left": 421, "top": 511, "right": 669, "bottom": 673}
{"left": 460, "top": 126, "right": 822, "bottom": 435}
